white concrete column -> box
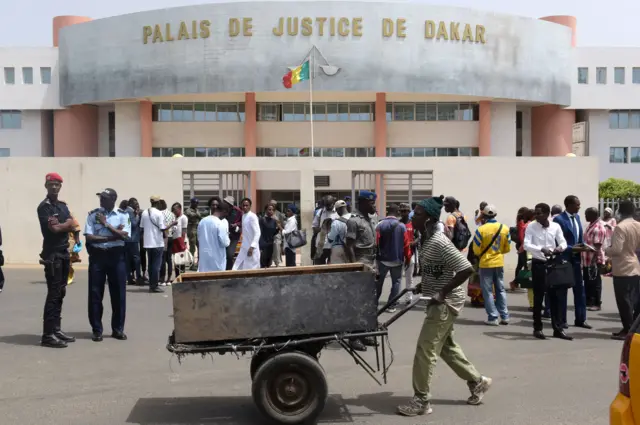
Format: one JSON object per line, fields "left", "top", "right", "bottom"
{"left": 114, "top": 102, "right": 142, "bottom": 157}
{"left": 299, "top": 168, "right": 315, "bottom": 266}
{"left": 490, "top": 103, "right": 517, "bottom": 156}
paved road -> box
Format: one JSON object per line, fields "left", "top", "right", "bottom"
{"left": 0, "top": 267, "right": 621, "bottom": 425}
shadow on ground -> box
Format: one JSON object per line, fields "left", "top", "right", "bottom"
{"left": 125, "top": 392, "right": 467, "bottom": 424}
{"left": 126, "top": 394, "right": 353, "bottom": 424}
{"left": 0, "top": 332, "right": 95, "bottom": 346}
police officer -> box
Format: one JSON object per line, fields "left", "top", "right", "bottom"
{"left": 345, "top": 190, "right": 378, "bottom": 352}
{"left": 37, "top": 173, "right": 77, "bottom": 348}
{"left": 84, "top": 188, "right": 131, "bottom": 342}
{"left": 185, "top": 197, "right": 201, "bottom": 270}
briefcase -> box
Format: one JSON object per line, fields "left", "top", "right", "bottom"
{"left": 546, "top": 260, "right": 575, "bottom": 288}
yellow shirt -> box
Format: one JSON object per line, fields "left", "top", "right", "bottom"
{"left": 472, "top": 220, "right": 511, "bottom": 268}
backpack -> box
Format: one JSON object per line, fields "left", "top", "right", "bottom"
{"left": 452, "top": 214, "right": 472, "bottom": 250}
{"left": 509, "top": 226, "right": 520, "bottom": 245}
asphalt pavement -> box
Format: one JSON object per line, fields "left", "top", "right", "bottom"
{"left": 0, "top": 267, "right": 622, "bottom": 425}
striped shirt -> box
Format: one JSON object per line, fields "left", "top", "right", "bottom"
{"left": 582, "top": 219, "right": 606, "bottom": 266}
{"left": 419, "top": 231, "right": 472, "bottom": 314}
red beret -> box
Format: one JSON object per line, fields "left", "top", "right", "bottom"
{"left": 45, "top": 173, "right": 63, "bottom": 183}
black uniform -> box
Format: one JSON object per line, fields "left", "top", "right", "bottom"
{"left": 37, "top": 197, "right": 72, "bottom": 337}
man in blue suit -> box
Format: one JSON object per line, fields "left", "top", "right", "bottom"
{"left": 553, "top": 195, "right": 592, "bottom": 330}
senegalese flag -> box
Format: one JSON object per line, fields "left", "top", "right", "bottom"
{"left": 282, "top": 60, "right": 310, "bottom": 89}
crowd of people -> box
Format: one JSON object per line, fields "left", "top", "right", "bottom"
{"left": 3, "top": 171, "right": 639, "bottom": 418}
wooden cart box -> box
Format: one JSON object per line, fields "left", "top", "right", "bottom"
{"left": 171, "top": 264, "right": 378, "bottom": 344}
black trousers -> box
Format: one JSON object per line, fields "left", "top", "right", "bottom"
{"left": 531, "top": 260, "right": 566, "bottom": 332}
{"left": 515, "top": 249, "right": 528, "bottom": 279}
{"left": 226, "top": 237, "right": 240, "bottom": 271}
{"left": 285, "top": 248, "right": 296, "bottom": 267}
{"left": 125, "top": 242, "right": 141, "bottom": 281}
{"left": 42, "top": 253, "right": 70, "bottom": 335}
{"left": 584, "top": 266, "right": 603, "bottom": 308}
{"left": 160, "top": 238, "right": 173, "bottom": 282}
{"left": 140, "top": 244, "right": 147, "bottom": 274}
{"left": 314, "top": 249, "right": 331, "bottom": 265}
{"left": 613, "top": 276, "right": 640, "bottom": 331}
{"left": 260, "top": 245, "right": 274, "bottom": 268}
{"left": 0, "top": 262, "right": 4, "bottom": 290}
{"left": 88, "top": 248, "right": 126, "bottom": 334}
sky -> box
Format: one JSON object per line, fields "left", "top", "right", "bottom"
{"left": 1, "top": 0, "right": 636, "bottom": 47}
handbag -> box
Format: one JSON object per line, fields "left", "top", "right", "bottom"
{"left": 546, "top": 260, "right": 575, "bottom": 288}
{"left": 173, "top": 249, "right": 194, "bottom": 267}
{"left": 286, "top": 229, "right": 307, "bottom": 249}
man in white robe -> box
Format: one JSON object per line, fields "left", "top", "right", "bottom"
{"left": 197, "top": 197, "right": 230, "bottom": 272}
{"left": 233, "top": 198, "right": 261, "bottom": 270}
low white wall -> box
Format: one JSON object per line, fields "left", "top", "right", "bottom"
{"left": 0, "top": 157, "right": 598, "bottom": 265}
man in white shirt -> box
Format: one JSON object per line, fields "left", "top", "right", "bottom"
{"left": 139, "top": 196, "right": 173, "bottom": 293}
{"left": 523, "top": 202, "right": 570, "bottom": 340}
{"left": 198, "top": 197, "right": 231, "bottom": 272}
{"left": 312, "top": 195, "right": 339, "bottom": 264}
{"left": 327, "top": 200, "right": 351, "bottom": 264}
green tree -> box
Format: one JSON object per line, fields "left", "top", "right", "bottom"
{"left": 599, "top": 178, "right": 640, "bottom": 199}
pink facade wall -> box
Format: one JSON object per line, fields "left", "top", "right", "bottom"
{"left": 53, "top": 106, "right": 98, "bottom": 157}
{"left": 53, "top": 16, "right": 92, "bottom": 47}
{"left": 478, "top": 101, "right": 491, "bottom": 156}
{"left": 531, "top": 15, "right": 577, "bottom": 156}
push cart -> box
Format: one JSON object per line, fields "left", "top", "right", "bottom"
{"left": 166, "top": 264, "right": 422, "bottom": 425}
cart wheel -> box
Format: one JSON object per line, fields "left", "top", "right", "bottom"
{"left": 250, "top": 352, "right": 268, "bottom": 380}
{"left": 251, "top": 351, "right": 328, "bottom": 425}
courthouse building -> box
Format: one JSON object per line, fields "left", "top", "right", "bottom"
{"left": 0, "top": 2, "right": 637, "bottom": 208}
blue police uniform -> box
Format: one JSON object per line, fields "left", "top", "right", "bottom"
{"left": 84, "top": 207, "right": 131, "bottom": 336}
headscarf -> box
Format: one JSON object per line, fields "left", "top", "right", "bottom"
{"left": 287, "top": 204, "right": 298, "bottom": 214}
{"left": 417, "top": 195, "right": 444, "bottom": 219}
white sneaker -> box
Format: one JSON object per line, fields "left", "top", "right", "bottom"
{"left": 166, "top": 281, "right": 172, "bottom": 286}
{"left": 484, "top": 319, "right": 499, "bottom": 326}
{"left": 500, "top": 318, "right": 510, "bottom": 325}
{"left": 467, "top": 376, "right": 492, "bottom": 405}
{"left": 159, "top": 282, "right": 167, "bottom": 287}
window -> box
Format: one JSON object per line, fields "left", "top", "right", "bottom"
{"left": 609, "top": 110, "right": 640, "bottom": 129}
{"left": 386, "top": 103, "right": 479, "bottom": 122}
{"left": 631, "top": 148, "right": 640, "bottom": 163}
{"left": 155, "top": 147, "right": 245, "bottom": 157}
{"left": 386, "top": 147, "right": 478, "bottom": 157}
{"left": 0, "top": 110, "right": 22, "bottom": 129}
{"left": 40, "top": 67, "right": 51, "bottom": 84}
{"left": 108, "top": 111, "right": 115, "bottom": 157}
{"left": 596, "top": 67, "right": 607, "bottom": 84}
{"left": 256, "top": 147, "right": 374, "bottom": 157}
{"left": 22, "top": 67, "right": 33, "bottom": 84}
{"left": 610, "top": 147, "right": 628, "bottom": 163}
{"left": 256, "top": 102, "right": 373, "bottom": 122}
{"left": 152, "top": 103, "right": 245, "bottom": 122}
{"left": 3, "top": 67, "right": 15, "bottom": 84}
{"left": 577, "top": 67, "right": 588, "bottom": 84}
{"left": 0, "top": 148, "right": 9, "bottom": 157}
{"left": 437, "top": 103, "right": 457, "bottom": 121}
{"left": 634, "top": 68, "right": 640, "bottom": 84}
{"left": 615, "top": 67, "right": 626, "bottom": 84}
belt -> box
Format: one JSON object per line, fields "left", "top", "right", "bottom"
{"left": 92, "top": 246, "right": 125, "bottom": 252}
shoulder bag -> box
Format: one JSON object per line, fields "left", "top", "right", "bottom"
{"left": 286, "top": 229, "right": 307, "bottom": 249}
{"left": 546, "top": 258, "right": 575, "bottom": 288}
{"left": 468, "top": 224, "right": 503, "bottom": 266}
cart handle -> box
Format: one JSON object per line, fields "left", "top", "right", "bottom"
{"left": 382, "top": 295, "right": 428, "bottom": 328}
{"left": 377, "top": 287, "right": 415, "bottom": 316}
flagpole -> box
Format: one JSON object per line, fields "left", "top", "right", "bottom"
{"left": 309, "top": 47, "right": 315, "bottom": 158}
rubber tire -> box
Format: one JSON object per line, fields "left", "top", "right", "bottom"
{"left": 251, "top": 351, "right": 328, "bottom": 425}
{"left": 250, "top": 352, "right": 268, "bottom": 380}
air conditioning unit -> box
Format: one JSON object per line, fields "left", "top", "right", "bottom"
{"left": 314, "top": 175, "right": 330, "bottom": 187}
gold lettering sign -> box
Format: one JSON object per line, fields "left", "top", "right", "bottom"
{"left": 141, "top": 17, "right": 487, "bottom": 44}
{"left": 144, "top": 20, "right": 211, "bottom": 43}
